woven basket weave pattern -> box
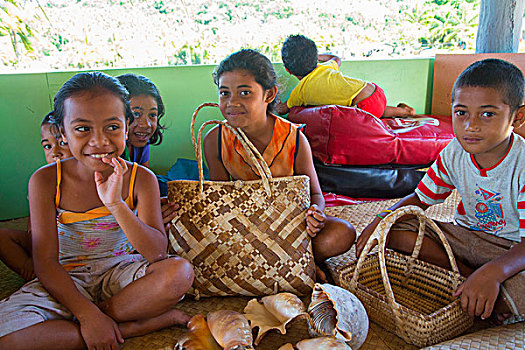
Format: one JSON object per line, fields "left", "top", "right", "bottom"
{"left": 338, "top": 206, "right": 473, "bottom": 347}
{"left": 168, "top": 103, "right": 315, "bottom": 298}
{"left": 169, "top": 176, "right": 315, "bottom": 297}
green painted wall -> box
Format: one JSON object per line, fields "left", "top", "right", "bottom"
{"left": 0, "top": 58, "right": 433, "bottom": 219}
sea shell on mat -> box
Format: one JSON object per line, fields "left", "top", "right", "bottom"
{"left": 207, "top": 310, "right": 254, "bottom": 350}
{"left": 277, "top": 344, "right": 295, "bottom": 350}
{"left": 296, "top": 336, "right": 353, "bottom": 350}
{"left": 307, "top": 283, "right": 368, "bottom": 349}
{"left": 244, "top": 292, "right": 308, "bottom": 345}
{"left": 175, "top": 314, "right": 221, "bottom": 350}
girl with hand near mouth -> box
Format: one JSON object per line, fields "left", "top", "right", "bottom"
{"left": 118, "top": 73, "right": 166, "bottom": 169}
{"left": 0, "top": 72, "right": 193, "bottom": 350}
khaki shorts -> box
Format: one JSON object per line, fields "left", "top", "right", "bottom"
{"left": 0, "top": 254, "right": 148, "bottom": 338}
{"left": 391, "top": 219, "right": 524, "bottom": 316}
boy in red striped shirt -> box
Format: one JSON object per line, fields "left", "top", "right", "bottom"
{"left": 356, "top": 59, "right": 525, "bottom": 323}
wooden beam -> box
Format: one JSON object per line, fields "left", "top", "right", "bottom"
{"left": 476, "top": 0, "right": 524, "bottom": 53}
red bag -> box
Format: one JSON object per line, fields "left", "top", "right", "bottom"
{"left": 288, "top": 105, "right": 454, "bottom": 166}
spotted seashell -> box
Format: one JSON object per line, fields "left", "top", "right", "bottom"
{"left": 307, "top": 283, "right": 368, "bottom": 349}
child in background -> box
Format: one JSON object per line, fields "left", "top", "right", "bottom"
{"left": 356, "top": 59, "right": 525, "bottom": 323}
{"left": 117, "top": 73, "right": 178, "bottom": 230}
{"left": 0, "top": 112, "right": 73, "bottom": 281}
{"left": 117, "top": 73, "right": 166, "bottom": 168}
{"left": 276, "top": 34, "right": 416, "bottom": 119}
{"left": 40, "top": 111, "right": 73, "bottom": 164}
{"left": 0, "top": 72, "right": 193, "bottom": 349}
{"left": 204, "top": 49, "right": 356, "bottom": 282}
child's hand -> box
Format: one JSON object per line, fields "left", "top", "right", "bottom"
{"left": 79, "top": 309, "right": 124, "bottom": 349}
{"left": 94, "top": 157, "right": 128, "bottom": 208}
{"left": 306, "top": 204, "right": 326, "bottom": 237}
{"left": 453, "top": 264, "right": 501, "bottom": 319}
{"left": 161, "top": 196, "right": 180, "bottom": 231}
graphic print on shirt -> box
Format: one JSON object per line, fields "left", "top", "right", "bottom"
{"left": 471, "top": 186, "right": 506, "bottom": 234}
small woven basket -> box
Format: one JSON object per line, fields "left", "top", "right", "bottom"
{"left": 338, "top": 206, "right": 473, "bottom": 347}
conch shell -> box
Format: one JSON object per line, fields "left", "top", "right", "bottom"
{"left": 244, "top": 292, "right": 308, "bottom": 345}
{"left": 307, "top": 283, "right": 368, "bottom": 349}
{"left": 207, "top": 310, "right": 254, "bottom": 350}
{"left": 277, "top": 344, "right": 295, "bottom": 350}
{"left": 296, "top": 337, "right": 353, "bottom": 350}
{"left": 175, "top": 314, "right": 221, "bottom": 350}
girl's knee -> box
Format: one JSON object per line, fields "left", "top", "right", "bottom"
{"left": 154, "top": 257, "right": 194, "bottom": 295}
{"left": 327, "top": 218, "right": 356, "bottom": 246}
{"left": 313, "top": 219, "right": 355, "bottom": 260}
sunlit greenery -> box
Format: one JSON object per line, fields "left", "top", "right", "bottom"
{"left": 0, "top": 0, "right": 489, "bottom": 71}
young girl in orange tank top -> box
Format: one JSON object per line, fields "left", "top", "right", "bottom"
{"left": 204, "top": 49, "right": 356, "bottom": 282}
{"left": 0, "top": 72, "right": 193, "bottom": 349}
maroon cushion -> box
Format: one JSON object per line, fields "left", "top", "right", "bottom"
{"left": 288, "top": 105, "right": 454, "bottom": 166}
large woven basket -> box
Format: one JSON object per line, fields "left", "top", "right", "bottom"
{"left": 338, "top": 206, "right": 473, "bottom": 347}
{"left": 168, "top": 103, "right": 315, "bottom": 299}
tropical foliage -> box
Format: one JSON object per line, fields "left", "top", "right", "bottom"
{"left": 0, "top": 0, "right": 496, "bottom": 71}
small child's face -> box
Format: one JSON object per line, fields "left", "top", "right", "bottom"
{"left": 62, "top": 91, "right": 127, "bottom": 172}
{"left": 452, "top": 86, "right": 517, "bottom": 165}
{"left": 41, "top": 124, "right": 73, "bottom": 164}
{"left": 128, "top": 94, "right": 158, "bottom": 148}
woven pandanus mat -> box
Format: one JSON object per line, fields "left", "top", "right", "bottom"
{"left": 424, "top": 321, "right": 525, "bottom": 350}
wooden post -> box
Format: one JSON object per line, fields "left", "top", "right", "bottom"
{"left": 476, "top": 0, "right": 524, "bottom": 53}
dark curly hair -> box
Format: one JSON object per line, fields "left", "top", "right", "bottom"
{"left": 117, "top": 73, "right": 166, "bottom": 146}
{"left": 41, "top": 111, "right": 60, "bottom": 138}
{"left": 281, "top": 35, "right": 318, "bottom": 77}
{"left": 213, "top": 49, "right": 277, "bottom": 113}
{"left": 452, "top": 58, "right": 525, "bottom": 113}
{"left": 53, "top": 71, "right": 132, "bottom": 128}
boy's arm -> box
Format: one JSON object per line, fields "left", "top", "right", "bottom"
{"left": 318, "top": 54, "right": 341, "bottom": 66}
{"left": 29, "top": 167, "right": 123, "bottom": 347}
{"left": 454, "top": 240, "right": 525, "bottom": 319}
{"left": 203, "top": 126, "right": 230, "bottom": 181}
{"left": 355, "top": 192, "right": 429, "bottom": 257}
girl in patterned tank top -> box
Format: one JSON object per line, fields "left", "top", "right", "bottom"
{"left": 204, "top": 49, "right": 356, "bottom": 282}
{"left": 0, "top": 72, "right": 193, "bottom": 349}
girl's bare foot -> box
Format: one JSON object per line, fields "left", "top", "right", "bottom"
{"left": 119, "top": 309, "right": 191, "bottom": 338}
{"left": 488, "top": 297, "right": 513, "bottom": 326}
{"left": 489, "top": 312, "right": 512, "bottom": 326}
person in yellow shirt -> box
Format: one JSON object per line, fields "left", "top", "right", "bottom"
{"left": 277, "top": 34, "right": 416, "bottom": 119}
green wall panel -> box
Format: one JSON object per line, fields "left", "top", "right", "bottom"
{"left": 0, "top": 73, "right": 53, "bottom": 219}
{"left": 0, "top": 58, "right": 433, "bottom": 219}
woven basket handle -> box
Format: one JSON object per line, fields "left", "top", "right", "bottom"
{"left": 190, "top": 103, "right": 273, "bottom": 195}
{"left": 350, "top": 206, "right": 460, "bottom": 324}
